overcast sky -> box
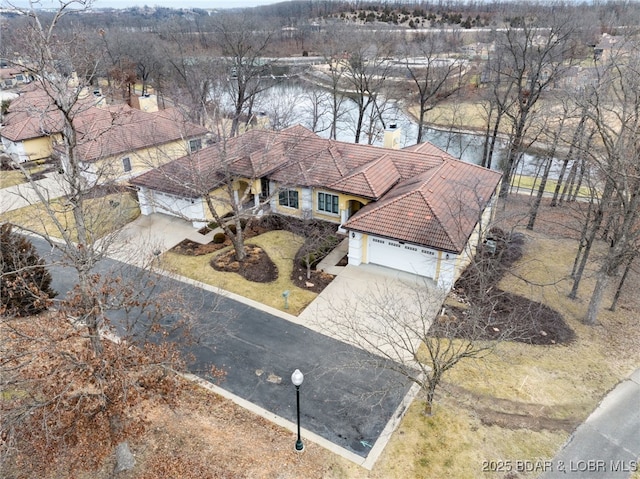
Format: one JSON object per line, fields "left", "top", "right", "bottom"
{"left": 97, "top": 0, "right": 280, "bottom": 8}
{"left": 2, "top": 0, "right": 282, "bottom": 10}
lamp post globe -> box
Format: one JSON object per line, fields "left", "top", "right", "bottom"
{"left": 291, "top": 369, "right": 304, "bottom": 387}
{"left": 291, "top": 369, "right": 304, "bottom": 452}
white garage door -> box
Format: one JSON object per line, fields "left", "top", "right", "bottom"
{"left": 154, "top": 191, "right": 202, "bottom": 220}
{"left": 368, "top": 236, "right": 438, "bottom": 278}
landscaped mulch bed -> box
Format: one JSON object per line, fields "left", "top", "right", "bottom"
{"left": 169, "top": 215, "right": 341, "bottom": 292}
{"left": 210, "top": 245, "right": 278, "bottom": 283}
{"left": 440, "top": 293, "right": 575, "bottom": 345}
{"left": 171, "top": 238, "right": 231, "bottom": 256}
{"left": 441, "top": 227, "right": 575, "bottom": 346}
{"left": 290, "top": 267, "right": 335, "bottom": 294}
{"left": 169, "top": 221, "right": 269, "bottom": 256}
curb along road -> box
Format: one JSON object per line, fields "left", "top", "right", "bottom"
{"left": 539, "top": 369, "right": 640, "bottom": 479}
{"left": 31, "top": 236, "right": 413, "bottom": 468}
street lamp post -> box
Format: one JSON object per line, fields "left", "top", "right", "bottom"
{"left": 291, "top": 369, "right": 304, "bottom": 452}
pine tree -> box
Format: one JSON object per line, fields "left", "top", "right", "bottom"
{"left": 1, "top": 223, "right": 56, "bottom": 316}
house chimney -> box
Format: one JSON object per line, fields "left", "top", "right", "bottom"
{"left": 130, "top": 93, "right": 158, "bottom": 112}
{"left": 383, "top": 124, "right": 401, "bottom": 149}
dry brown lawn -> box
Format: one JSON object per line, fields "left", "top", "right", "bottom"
{"left": 35, "top": 383, "right": 338, "bottom": 479}
{"left": 163, "top": 230, "right": 318, "bottom": 315}
{"left": 19, "top": 196, "right": 640, "bottom": 479}
{"left": 339, "top": 195, "right": 640, "bottom": 478}
{"left": 3, "top": 191, "right": 140, "bottom": 241}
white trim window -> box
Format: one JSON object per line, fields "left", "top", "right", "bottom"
{"left": 279, "top": 189, "right": 299, "bottom": 209}
{"left": 317, "top": 191, "right": 339, "bottom": 215}
{"left": 122, "top": 157, "right": 132, "bottom": 172}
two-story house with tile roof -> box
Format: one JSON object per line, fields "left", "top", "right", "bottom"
{"left": 53, "top": 104, "right": 209, "bottom": 184}
{"left": 131, "top": 125, "right": 502, "bottom": 288}
{"left": 1, "top": 85, "right": 208, "bottom": 183}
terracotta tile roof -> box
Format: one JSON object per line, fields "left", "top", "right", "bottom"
{"left": 131, "top": 127, "right": 314, "bottom": 196}
{"left": 328, "top": 154, "right": 400, "bottom": 199}
{"left": 1, "top": 114, "right": 57, "bottom": 142}
{"left": 132, "top": 125, "right": 502, "bottom": 252}
{"left": 1, "top": 89, "right": 65, "bottom": 141}
{"left": 344, "top": 161, "right": 502, "bottom": 253}
{"left": 72, "top": 105, "right": 207, "bottom": 162}
{"left": 130, "top": 144, "right": 227, "bottom": 198}
{"left": 131, "top": 125, "right": 461, "bottom": 199}
{"left": 221, "top": 128, "right": 295, "bottom": 178}
{"left": 402, "top": 141, "right": 457, "bottom": 158}
{"left": 266, "top": 132, "right": 448, "bottom": 196}
{"left": 1, "top": 87, "right": 207, "bottom": 161}
{"left": 394, "top": 141, "right": 458, "bottom": 178}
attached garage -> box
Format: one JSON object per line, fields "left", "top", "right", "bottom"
{"left": 367, "top": 236, "right": 438, "bottom": 278}
{"left": 137, "top": 186, "right": 207, "bottom": 227}
{"left": 154, "top": 192, "right": 198, "bottom": 217}
{"left": 344, "top": 158, "right": 501, "bottom": 289}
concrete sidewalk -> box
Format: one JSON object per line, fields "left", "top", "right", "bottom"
{"left": 99, "top": 213, "right": 214, "bottom": 267}
{"left": 316, "top": 236, "right": 349, "bottom": 275}
{"left": 0, "top": 172, "right": 70, "bottom": 213}
{"left": 540, "top": 369, "right": 640, "bottom": 478}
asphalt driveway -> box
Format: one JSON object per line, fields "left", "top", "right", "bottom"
{"left": 32, "top": 237, "right": 411, "bottom": 459}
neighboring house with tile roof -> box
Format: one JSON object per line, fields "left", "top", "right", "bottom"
{"left": 0, "top": 87, "right": 69, "bottom": 163}
{"left": 131, "top": 125, "right": 502, "bottom": 288}
{"left": 1, "top": 86, "right": 208, "bottom": 182}
{"left": 54, "top": 103, "right": 209, "bottom": 184}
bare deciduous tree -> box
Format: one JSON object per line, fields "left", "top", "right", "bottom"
{"left": 317, "top": 275, "right": 517, "bottom": 415}
{"left": 316, "top": 25, "right": 350, "bottom": 140}
{"left": 0, "top": 3, "right": 220, "bottom": 474}
{"left": 571, "top": 39, "right": 640, "bottom": 324}
{"left": 160, "top": 19, "right": 225, "bottom": 126}
{"left": 526, "top": 94, "right": 575, "bottom": 230}
{"left": 212, "top": 13, "right": 276, "bottom": 137}
{"left": 341, "top": 32, "right": 395, "bottom": 144}
{"left": 401, "top": 33, "right": 463, "bottom": 144}
{"left": 485, "top": 13, "right": 577, "bottom": 198}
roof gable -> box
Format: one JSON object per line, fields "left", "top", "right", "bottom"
{"left": 329, "top": 153, "right": 400, "bottom": 199}
{"left": 344, "top": 161, "right": 502, "bottom": 252}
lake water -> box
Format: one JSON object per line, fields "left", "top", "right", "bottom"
{"left": 220, "top": 79, "right": 564, "bottom": 179}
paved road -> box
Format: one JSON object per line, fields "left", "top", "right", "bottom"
{"left": 33, "top": 237, "right": 410, "bottom": 458}
{"left": 540, "top": 369, "right": 640, "bottom": 479}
